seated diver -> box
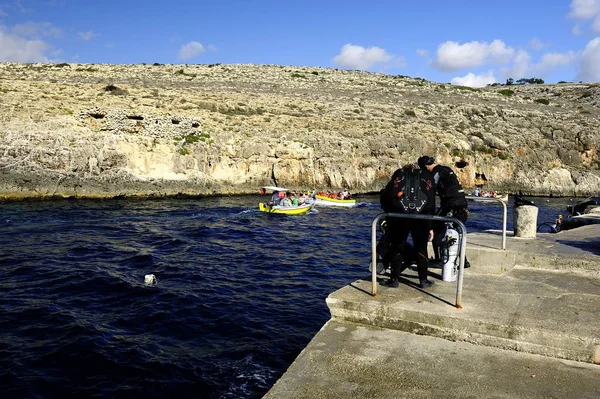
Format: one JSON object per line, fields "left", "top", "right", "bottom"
{"left": 551, "top": 214, "right": 563, "bottom": 233}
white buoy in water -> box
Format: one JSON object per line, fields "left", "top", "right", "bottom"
{"left": 144, "top": 274, "right": 157, "bottom": 285}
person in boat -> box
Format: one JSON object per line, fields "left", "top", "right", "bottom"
{"left": 262, "top": 189, "right": 279, "bottom": 206}
{"left": 473, "top": 188, "right": 480, "bottom": 197}
{"left": 298, "top": 193, "right": 306, "bottom": 205}
{"left": 270, "top": 190, "right": 280, "bottom": 205}
{"left": 291, "top": 192, "right": 299, "bottom": 206}
{"left": 341, "top": 189, "right": 349, "bottom": 199}
{"left": 418, "top": 155, "right": 471, "bottom": 269}
{"left": 279, "top": 192, "right": 292, "bottom": 206}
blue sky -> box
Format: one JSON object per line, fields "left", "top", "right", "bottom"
{"left": 1, "top": 0, "right": 600, "bottom": 86}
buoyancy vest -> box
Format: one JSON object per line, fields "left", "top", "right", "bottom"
{"left": 380, "top": 168, "right": 435, "bottom": 214}
{"left": 431, "top": 165, "right": 467, "bottom": 208}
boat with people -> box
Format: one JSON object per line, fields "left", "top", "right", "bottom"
{"left": 258, "top": 186, "right": 315, "bottom": 215}
{"left": 315, "top": 195, "right": 356, "bottom": 207}
{"left": 471, "top": 189, "right": 508, "bottom": 202}
{"left": 492, "top": 193, "right": 509, "bottom": 202}
{"left": 314, "top": 189, "right": 356, "bottom": 207}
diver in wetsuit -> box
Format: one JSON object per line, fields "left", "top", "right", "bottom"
{"left": 417, "top": 156, "right": 471, "bottom": 268}
{"left": 380, "top": 163, "right": 437, "bottom": 289}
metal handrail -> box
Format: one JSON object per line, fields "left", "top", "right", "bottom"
{"left": 465, "top": 196, "right": 508, "bottom": 250}
{"left": 371, "top": 213, "right": 467, "bottom": 309}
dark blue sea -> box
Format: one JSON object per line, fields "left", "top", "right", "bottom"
{"left": 0, "top": 194, "right": 571, "bottom": 398}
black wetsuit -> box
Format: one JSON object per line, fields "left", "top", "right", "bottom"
{"left": 380, "top": 167, "right": 436, "bottom": 284}
{"left": 430, "top": 165, "right": 469, "bottom": 264}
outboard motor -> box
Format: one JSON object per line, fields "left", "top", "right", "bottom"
{"left": 514, "top": 194, "right": 536, "bottom": 207}
{"left": 566, "top": 196, "right": 600, "bottom": 217}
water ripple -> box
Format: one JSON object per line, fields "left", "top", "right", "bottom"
{"left": 0, "top": 195, "right": 570, "bottom": 398}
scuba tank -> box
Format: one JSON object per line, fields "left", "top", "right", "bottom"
{"left": 441, "top": 223, "right": 460, "bottom": 282}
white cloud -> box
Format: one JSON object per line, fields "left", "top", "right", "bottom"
{"left": 433, "top": 38, "right": 575, "bottom": 82}
{"left": 388, "top": 56, "right": 408, "bottom": 69}
{"left": 12, "top": 22, "right": 62, "bottom": 38}
{"left": 416, "top": 48, "right": 429, "bottom": 57}
{"left": 513, "top": 50, "right": 532, "bottom": 73}
{"left": 497, "top": 49, "right": 578, "bottom": 82}
{"left": 500, "top": 50, "right": 531, "bottom": 81}
{"left": 577, "top": 37, "right": 600, "bottom": 81}
{"left": 536, "top": 51, "right": 578, "bottom": 71}
{"left": 569, "top": 0, "right": 600, "bottom": 19}
{"left": 451, "top": 71, "right": 496, "bottom": 87}
{"left": 593, "top": 15, "right": 600, "bottom": 31}
{"left": 332, "top": 43, "right": 400, "bottom": 70}
{"left": 49, "top": 48, "right": 63, "bottom": 60}
{"left": 78, "top": 30, "right": 97, "bottom": 41}
{"left": 0, "top": 29, "right": 51, "bottom": 62}
{"left": 569, "top": 0, "right": 600, "bottom": 33}
{"left": 529, "top": 37, "right": 547, "bottom": 50}
{"left": 432, "top": 40, "right": 514, "bottom": 72}
{"left": 178, "top": 41, "right": 205, "bottom": 60}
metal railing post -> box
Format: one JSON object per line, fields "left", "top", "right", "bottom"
{"left": 371, "top": 217, "right": 379, "bottom": 296}
{"left": 371, "top": 213, "right": 466, "bottom": 309}
{"left": 465, "top": 196, "right": 508, "bottom": 250}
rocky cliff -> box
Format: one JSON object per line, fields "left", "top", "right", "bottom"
{"left": 0, "top": 62, "right": 598, "bottom": 200}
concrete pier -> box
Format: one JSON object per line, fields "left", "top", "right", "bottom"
{"left": 264, "top": 225, "right": 600, "bottom": 398}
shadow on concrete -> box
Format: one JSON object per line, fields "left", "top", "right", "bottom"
{"left": 348, "top": 278, "right": 373, "bottom": 296}
{"left": 348, "top": 277, "right": 455, "bottom": 307}
{"left": 556, "top": 239, "right": 600, "bottom": 256}
{"left": 348, "top": 275, "right": 455, "bottom": 307}
{"left": 400, "top": 277, "right": 456, "bottom": 307}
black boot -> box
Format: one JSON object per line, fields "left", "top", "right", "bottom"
{"left": 386, "top": 278, "right": 399, "bottom": 288}
{"left": 419, "top": 279, "right": 434, "bottom": 289}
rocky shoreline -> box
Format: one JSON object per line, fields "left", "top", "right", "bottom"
{"left": 1, "top": 62, "right": 599, "bottom": 200}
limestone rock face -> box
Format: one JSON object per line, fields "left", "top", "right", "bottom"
{"left": 0, "top": 62, "right": 599, "bottom": 199}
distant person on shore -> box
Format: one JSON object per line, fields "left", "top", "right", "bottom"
{"left": 418, "top": 155, "right": 471, "bottom": 269}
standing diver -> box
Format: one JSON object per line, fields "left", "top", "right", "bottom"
{"left": 417, "top": 155, "right": 471, "bottom": 269}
